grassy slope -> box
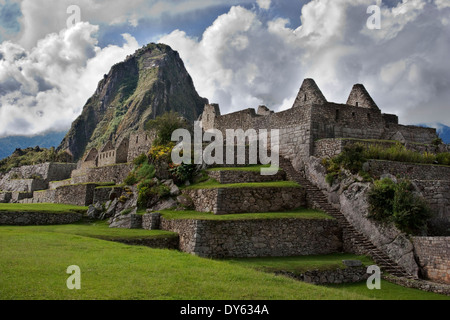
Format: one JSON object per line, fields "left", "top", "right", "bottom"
{"left": 0, "top": 226, "right": 367, "bottom": 300}
{"left": 226, "top": 254, "right": 375, "bottom": 274}
{"left": 226, "top": 255, "right": 450, "bottom": 300}
{"left": 0, "top": 203, "right": 88, "bottom": 214}
{"left": 158, "top": 208, "right": 333, "bottom": 220}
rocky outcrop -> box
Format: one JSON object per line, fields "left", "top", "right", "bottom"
{"left": 58, "top": 43, "right": 208, "bottom": 161}
{"left": 302, "top": 156, "right": 420, "bottom": 277}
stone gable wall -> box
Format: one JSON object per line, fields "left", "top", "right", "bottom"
{"left": 160, "top": 217, "right": 343, "bottom": 258}
{"left": 413, "top": 237, "right": 450, "bottom": 284}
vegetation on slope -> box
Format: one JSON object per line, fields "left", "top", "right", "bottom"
{"left": 0, "top": 147, "right": 72, "bottom": 173}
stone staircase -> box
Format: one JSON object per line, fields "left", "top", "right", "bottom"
{"left": 279, "top": 157, "right": 416, "bottom": 279}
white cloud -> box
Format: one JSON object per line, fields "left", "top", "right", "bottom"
{"left": 256, "top": 0, "right": 271, "bottom": 10}
{"left": 13, "top": 0, "right": 255, "bottom": 49}
{"left": 0, "top": 22, "right": 139, "bottom": 137}
{"left": 159, "top": 1, "right": 450, "bottom": 126}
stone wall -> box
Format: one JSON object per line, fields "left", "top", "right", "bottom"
{"left": 0, "top": 211, "right": 82, "bottom": 225}
{"left": 414, "top": 180, "right": 450, "bottom": 235}
{"left": 207, "top": 170, "right": 286, "bottom": 184}
{"left": 365, "top": 160, "right": 450, "bottom": 181}
{"left": 413, "top": 237, "right": 450, "bottom": 284}
{"left": 277, "top": 266, "right": 368, "bottom": 285}
{"left": 0, "top": 192, "right": 12, "bottom": 203}
{"left": 93, "top": 186, "right": 124, "bottom": 204}
{"left": 0, "top": 163, "right": 76, "bottom": 188}
{"left": 0, "top": 178, "right": 47, "bottom": 193}
{"left": 183, "top": 186, "right": 306, "bottom": 215}
{"left": 55, "top": 183, "right": 98, "bottom": 206}
{"left": 32, "top": 189, "right": 56, "bottom": 203}
{"left": 204, "top": 105, "right": 314, "bottom": 160}
{"left": 160, "top": 217, "right": 343, "bottom": 258}
{"left": 49, "top": 179, "right": 73, "bottom": 190}
{"left": 128, "top": 132, "right": 154, "bottom": 162}
{"left": 71, "top": 163, "right": 133, "bottom": 184}
{"left": 314, "top": 138, "right": 446, "bottom": 159}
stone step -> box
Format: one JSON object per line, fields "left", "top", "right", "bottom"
{"left": 279, "top": 157, "right": 415, "bottom": 280}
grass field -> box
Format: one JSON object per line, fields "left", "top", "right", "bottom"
{"left": 0, "top": 224, "right": 368, "bottom": 300}
{"left": 0, "top": 213, "right": 448, "bottom": 300}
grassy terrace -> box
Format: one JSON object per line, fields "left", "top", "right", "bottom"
{"left": 207, "top": 164, "right": 279, "bottom": 172}
{"left": 0, "top": 203, "right": 88, "bottom": 214}
{"left": 0, "top": 220, "right": 175, "bottom": 242}
{"left": 227, "top": 254, "right": 375, "bottom": 274}
{"left": 156, "top": 208, "right": 333, "bottom": 220}
{"left": 0, "top": 225, "right": 368, "bottom": 300}
{"left": 1, "top": 223, "right": 447, "bottom": 300}
{"left": 184, "top": 180, "right": 301, "bottom": 190}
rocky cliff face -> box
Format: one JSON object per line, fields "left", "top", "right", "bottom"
{"left": 58, "top": 43, "right": 208, "bottom": 161}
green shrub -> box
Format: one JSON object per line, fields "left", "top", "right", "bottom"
{"left": 136, "top": 162, "right": 156, "bottom": 181}
{"left": 323, "top": 143, "right": 367, "bottom": 185}
{"left": 170, "top": 163, "right": 196, "bottom": 184}
{"left": 368, "top": 178, "right": 431, "bottom": 235}
{"left": 124, "top": 173, "right": 138, "bottom": 186}
{"left": 436, "top": 153, "right": 450, "bottom": 166}
{"left": 392, "top": 180, "right": 431, "bottom": 234}
{"left": 432, "top": 138, "right": 443, "bottom": 146}
{"left": 145, "top": 111, "right": 188, "bottom": 146}
{"left": 133, "top": 153, "right": 148, "bottom": 166}
{"left": 325, "top": 172, "right": 339, "bottom": 185}
{"left": 368, "top": 178, "right": 396, "bottom": 222}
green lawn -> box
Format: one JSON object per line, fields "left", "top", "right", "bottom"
{"left": 0, "top": 225, "right": 367, "bottom": 300}
{"left": 1, "top": 223, "right": 447, "bottom": 300}
{"left": 158, "top": 208, "right": 333, "bottom": 220}
{"left": 225, "top": 255, "right": 450, "bottom": 300}
{"left": 326, "top": 280, "right": 450, "bottom": 300}
{"left": 226, "top": 254, "right": 374, "bottom": 274}
{"left": 184, "top": 180, "right": 301, "bottom": 190}
{"left": 0, "top": 203, "right": 88, "bottom": 214}
{"left": 0, "top": 220, "right": 176, "bottom": 241}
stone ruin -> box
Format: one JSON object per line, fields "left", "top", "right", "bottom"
{"left": 1, "top": 79, "right": 449, "bottom": 287}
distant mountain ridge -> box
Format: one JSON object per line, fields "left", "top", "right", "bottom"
{"left": 417, "top": 123, "right": 450, "bottom": 144}
{"left": 436, "top": 124, "right": 450, "bottom": 144}
{"left": 0, "top": 131, "right": 67, "bottom": 160}
{"left": 57, "top": 43, "right": 208, "bottom": 162}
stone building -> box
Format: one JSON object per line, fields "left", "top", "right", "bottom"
{"left": 201, "top": 79, "right": 439, "bottom": 161}
{"left": 79, "top": 131, "right": 153, "bottom": 171}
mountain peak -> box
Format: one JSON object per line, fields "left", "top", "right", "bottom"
{"left": 58, "top": 43, "right": 208, "bottom": 161}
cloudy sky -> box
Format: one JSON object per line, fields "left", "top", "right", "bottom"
{"left": 0, "top": 0, "right": 449, "bottom": 137}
